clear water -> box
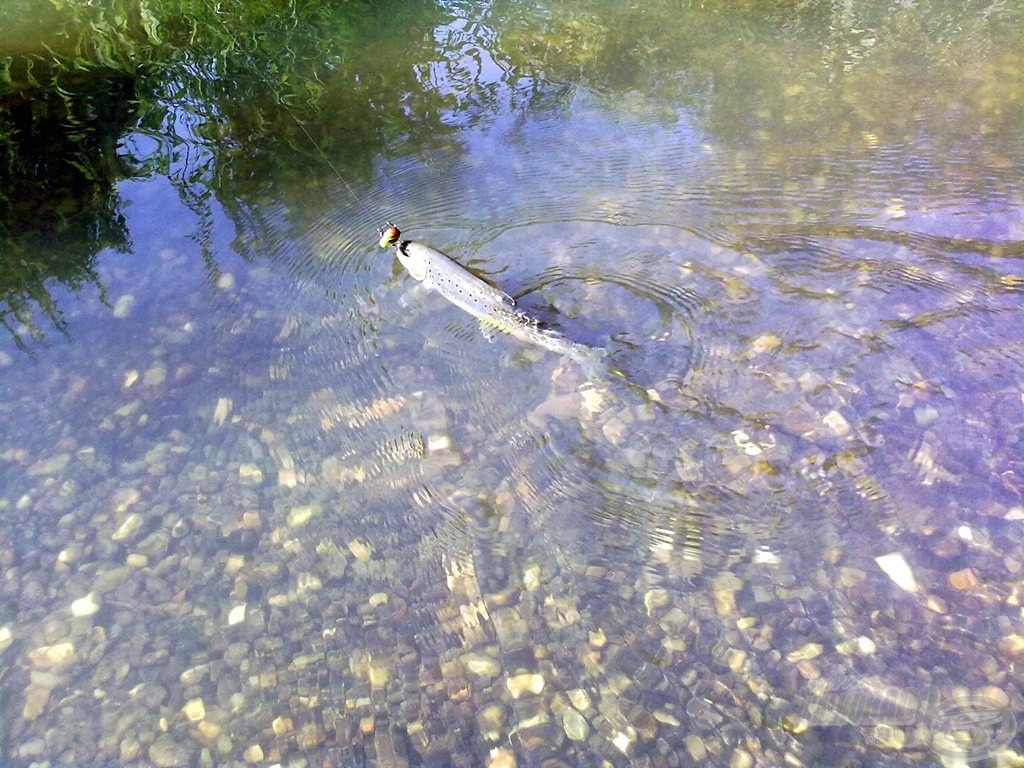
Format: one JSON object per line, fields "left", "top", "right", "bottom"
{"left": 2, "top": 0, "right": 1024, "bottom": 765}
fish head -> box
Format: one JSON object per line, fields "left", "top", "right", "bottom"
{"left": 378, "top": 223, "right": 401, "bottom": 248}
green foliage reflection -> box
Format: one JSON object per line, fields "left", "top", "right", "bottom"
{"left": 0, "top": 0, "right": 445, "bottom": 346}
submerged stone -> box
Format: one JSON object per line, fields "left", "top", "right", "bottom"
{"left": 506, "top": 673, "right": 544, "bottom": 698}
{"left": 875, "top": 552, "right": 918, "bottom": 592}
{"left": 148, "top": 734, "right": 191, "bottom": 767}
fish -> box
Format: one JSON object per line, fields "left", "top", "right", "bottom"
{"left": 378, "top": 223, "right": 604, "bottom": 371}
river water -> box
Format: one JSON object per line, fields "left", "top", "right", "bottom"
{"left": 2, "top": 0, "right": 1024, "bottom": 765}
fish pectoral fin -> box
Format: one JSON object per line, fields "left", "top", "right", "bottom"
{"left": 478, "top": 317, "right": 506, "bottom": 342}
{"left": 398, "top": 282, "right": 433, "bottom": 309}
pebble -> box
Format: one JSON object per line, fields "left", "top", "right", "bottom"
{"left": 926, "top": 595, "right": 949, "bottom": 614}
{"left": 148, "top": 734, "right": 191, "bottom": 767}
{"left": 0, "top": 626, "right": 12, "bottom": 654}
{"left": 712, "top": 573, "right": 742, "bottom": 615}
{"left": 347, "top": 539, "right": 373, "bottom": 561}
{"left": 477, "top": 703, "right": 506, "bottom": 741}
{"left": 487, "top": 747, "right": 516, "bottom": 768}
{"left": 568, "top": 688, "right": 591, "bottom": 711}
{"left": 466, "top": 652, "right": 501, "bottom": 678}
{"left": 179, "top": 664, "right": 209, "bottom": 686}
{"left": 143, "top": 363, "right": 167, "bottom": 387}
{"left": 27, "top": 453, "right": 70, "bottom": 477}
{"left": 70, "top": 592, "right": 100, "bottom": 617}
{"left": 27, "top": 641, "right": 75, "bottom": 669}
{"left": 112, "top": 512, "right": 145, "bottom": 542}
{"left": 875, "top": 552, "right": 919, "bottom": 592}
{"left": 212, "top": 397, "right": 232, "bottom": 426}
{"left": 369, "top": 664, "right": 389, "bottom": 688}
{"left": 182, "top": 698, "right": 206, "bottom": 722}
{"left": 296, "top": 724, "right": 326, "bottom": 749}
{"left": 795, "top": 659, "right": 821, "bottom": 680}
{"left": 427, "top": 433, "right": 451, "bottom": 452}
{"left": 561, "top": 707, "right": 589, "bottom": 742}
{"left": 242, "top": 744, "right": 264, "bottom": 763}
{"left": 602, "top": 417, "right": 628, "bottom": 445}
{"left": 823, "top": 409, "right": 852, "bottom": 436}
{"left": 975, "top": 686, "right": 1011, "bottom": 710}
{"left": 112, "top": 487, "right": 141, "bottom": 512}
{"left": 644, "top": 587, "right": 670, "bottom": 614}
{"left": 685, "top": 733, "right": 708, "bottom": 761}
{"left": 522, "top": 563, "right": 541, "bottom": 591}
{"left": 120, "top": 736, "right": 141, "bottom": 761}
{"left": 22, "top": 686, "right": 51, "bottom": 720}
{"left": 612, "top": 730, "right": 633, "bottom": 755}
{"left": 287, "top": 503, "right": 321, "bottom": 528}
{"left": 998, "top": 634, "right": 1024, "bottom": 660}
{"left": 730, "top": 748, "right": 755, "bottom": 768}
{"left": 786, "top": 642, "right": 823, "bottom": 662}
{"left": 580, "top": 387, "right": 604, "bottom": 415}
{"left": 836, "top": 636, "right": 876, "bottom": 656}
{"left": 870, "top": 724, "right": 905, "bottom": 750}
{"left": 238, "top": 463, "right": 263, "bottom": 482}
{"left": 655, "top": 708, "right": 679, "bottom": 729}
{"left": 196, "top": 721, "right": 222, "bottom": 742}
{"left": 948, "top": 567, "right": 981, "bottom": 590}
{"left": 506, "top": 673, "right": 545, "bottom": 698}
{"left": 217, "top": 272, "right": 235, "bottom": 290}
{"left": 227, "top": 604, "right": 246, "bottom": 626}
{"left": 725, "top": 648, "right": 747, "bottom": 672}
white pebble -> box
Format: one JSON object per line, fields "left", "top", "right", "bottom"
{"left": 875, "top": 552, "right": 919, "bottom": 592}
{"left": 212, "top": 397, "right": 232, "bottom": 427}
{"left": 347, "top": 539, "right": 373, "bottom": 562}
{"left": 505, "top": 673, "right": 544, "bottom": 698}
{"left": 427, "top": 434, "right": 451, "bottom": 452}
{"left": 71, "top": 593, "right": 100, "bottom": 617}
{"left": 614, "top": 731, "right": 635, "bottom": 754}
{"left": 227, "top": 604, "right": 246, "bottom": 626}
{"left": 823, "top": 410, "right": 851, "bottom": 436}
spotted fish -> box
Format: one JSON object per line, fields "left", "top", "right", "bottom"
{"left": 378, "top": 223, "right": 603, "bottom": 370}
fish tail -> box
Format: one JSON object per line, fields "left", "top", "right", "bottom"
{"left": 570, "top": 344, "right": 626, "bottom": 383}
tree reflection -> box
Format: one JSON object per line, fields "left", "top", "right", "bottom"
{"left": 0, "top": 0, "right": 453, "bottom": 347}
{"left": 0, "top": 67, "right": 136, "bottom": 349}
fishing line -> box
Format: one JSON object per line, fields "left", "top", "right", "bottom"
{"left": 192, "top": 0, "right": 384, "bottom": 227}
